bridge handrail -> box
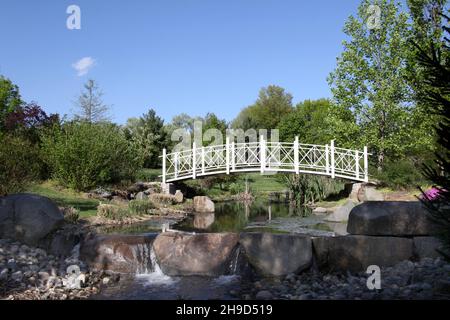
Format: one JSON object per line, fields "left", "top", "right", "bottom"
{"left": 160, "top": 136, "right": 370, "bottom": 183}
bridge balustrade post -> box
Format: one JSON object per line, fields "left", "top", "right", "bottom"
{"left": 330, "top": 140, "right": 335, "bottom": 179}
{"left": 174, "top": 152, "right": 179, "bottom": 179}
{"left": 355, "top": 150, "right": 359, "bottom": 180}
{"left": 192, "top": 142, "right": 197, "bottom": 179}
{"left": 201, "top": 146, "right": 205, "bottom": 175}
{"left": 260, "top": 135, "right": 265, "bottom": 174}
{"left": 231, "top": 141, "right": 235, "bottom": 171}
{"left": 294, "top": 136, "right": 299, "bottom": 174}
{"left": 162, "top": 148, "right": 166, "bottom": 184}
{"left": 325, "top": 144, "right": 329, "bottom": 174}
{"left": 226, "top": 137, "right": 230, "bottom": 175}
{"left": 364, "top": 146, "right": 368, "bottom": 182}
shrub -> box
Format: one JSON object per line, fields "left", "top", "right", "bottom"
{"left": 41, "top": 122, "right": 143, "bottom": 191}
{"left": 0, "top": 135, "right": 42, "bottom": 195}
{"left": 149, "top": 193, "right": 176, "bottom": 205}
{"left": 128, "top": 199, "right": 155, "bottom": 215}
{"left": 97, "top": 203, "right": 129, "bottom": 221}
{"left": 60, "top": 206, "right": 80, "bottom": 223}
{"left": 374, "top": 159, "right": 430, "bottom": 189}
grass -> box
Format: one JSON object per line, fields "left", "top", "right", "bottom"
{"left": 26, "top": 180, "right": 99, "bottom": 218}
{"left": 242, "top": 173, "right": 286, "bottom": 193}
{"left": 136, "top": 168, "right": 161, "bottom": 182}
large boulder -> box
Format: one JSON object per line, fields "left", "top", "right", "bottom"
{"left": 239, "top": 233, "right": 312, "bottom": 276}
{"left": 324, "top": 200, "right": 355, "bottom": 222}
{"left": 413, "top": 236, "right": 443, "bottom": 260}
{"left": 347, "top": 201, "right": 437, "bottom": 236}
{"left": 153, "top": 232, "right": 239, "bottom": 276}
{"left": 313, "top": 235, "right": 413, "bottom": 272}
{"left": 174, "top": 190, "right": 184, "bottom": 203}
{"left": 193, "top": 196, "right": 215, "bottom": 213}
{"left": 80, "top": 234, "right": 157, "bottom": 273}
{"left": 0, "top": 194, "right": 64, "bottom": 245}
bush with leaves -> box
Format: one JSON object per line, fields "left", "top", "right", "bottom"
{"left": 283, "top": 174, "right": 345, "bottom": 207}
{"left": 128, "top": 199, "right": 155, "bottom": 215}
{"left": 374, "top": 158, "right": 431, "bottom": 189}
{"left": 0, "top": 134, "right": 42, "bottom": 195}
{"left": 41, "top": 121, "right": 143, "bottom": 191}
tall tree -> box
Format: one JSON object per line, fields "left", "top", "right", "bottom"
{"left": 328, "top": 0, "right": 416, "bottom": 172}
{"left": 232, "top": 85, "right": 293, "bottom": 133}
{"left": 74, "top": 79, "right": 110, "bottom": 123}
{"left": 125, "top": 109, "right": 167, "bottom": 168}
{"left": 0, "top": 75, "right": 22, "bottom": 133}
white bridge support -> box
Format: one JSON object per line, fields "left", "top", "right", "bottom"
{"left": 161, "top": 137, "right": 369, "bottom": 184}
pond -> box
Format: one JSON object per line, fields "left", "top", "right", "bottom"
{"left": 97, "top": 201, "right": 348, "bottom": 237}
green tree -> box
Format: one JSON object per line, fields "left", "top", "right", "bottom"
{"left": 328, "top": 0, "right": 417, "bottom": 171}
{"left": 232, "top": 85, "right": 293, "bottom": 132}
{"left": 0, "top": 76, "right": 22, "bottom": 133}
{"left": 73, "top": 79, "right": 110, "bottom": 123}
{"left": 42, "top": 122, "right": 142, "bottom": 191}
{"left": 125, "top": 109, "right": 167, "bottom": 168}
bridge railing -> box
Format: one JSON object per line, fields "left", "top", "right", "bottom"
{"left": 161, "top": 136, "right": 369, "bottom": 183}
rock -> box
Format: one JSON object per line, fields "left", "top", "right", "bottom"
{"left": 360, "top": 184, "right": 384, "bottom": 201}
{"left": 413, "top": 237, "right": 443, "bottom": 260}
{"left": 193, "top": 196, "right": 215, "bottom": 213}
{"left": 239, "top": 233, "right": 312, "bottom": 276}
{"left": 193, "top": 213, "right": 215, "bottom": 229}
{"left": 347, "top": 201, "right": 438, "bottom": 236}
{"left": 348, "top": 183, "right": 363, "bottom": 202}
{"left": 161, "top": 183, "right": 176, "bottom": 195}
{"left": 40, "top": 231, "right": 80, "bottom": 257}
{"left": 135, "top": 192, "right": 147, "bottom": 200}
{"left": 174, "top": 190, "right": 184, "bottom": 203}
{"left": 312, "top": 207, "right": 328, "bottom": 215}
{"left": 102, "top": 277, "right": 110, "bottom": 285}
{"left": 11, "top": 271, "right": 23, "bottom": 282}
{"left": 0, "top": 194, "right": 64, "bottom": 245}
{"left": 80, "top": 234, "right": 157, "bottom": 273}
{"left": 255, "top": 290, "right": 273, "bottom": 300}
{"left": 324, "top": 200, "right": 355, "bottom": 222}
{"left": 0, "top": 268, "right": 8, "bottom": 280}
{"left": 153, "top": 232, "right": 239, "bottom": 276}
{"left": 314, "top": 235, "right": 413, "bottom": 272}
{"left": 7, "top": 259, "right": 18, "bottom": 271}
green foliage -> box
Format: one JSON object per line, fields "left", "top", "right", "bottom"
{"left": 135, "top": 168, "right": 161, "bottom": 182}
{"left": 128, "top": 199, "right": 155, "bottom": 215}
{"left": 61, "top": 206, "right": 80, "bottom": 223}
{"left": 283, "top": 174, "right": 345, "bottom": 207}
{"left": 232, "top": 85, "right": 293, "bottom": 132}
{"left": 0, "top": 76, "right": 22, "bottom": 134}
{"left": 97, "top": 203, "right": 130, "bottom": 221}
{"left": 328, "top": 0, "right": 432, "bottom": 170}
{"left": 149, "top": 193, "right": 177, "bottom": 205}
{"left": 124, "top": 109, "right": 167, "bottom": 168}
{"left": 0, "top": 135, "right": 42, "bottom": 195}
{"left": 277, "top": 99, "right": 357, "bottom": 146}
{"left": 374, "top": 159, "right": 431, "bottom": 189}
{"left": 414, "top": 8, "right": 450, "bottom": 257}
{"left": 41, "top": 121, "right": 143, "bottom": 191}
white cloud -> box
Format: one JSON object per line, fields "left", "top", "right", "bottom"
{"left": 72, "top": 57, "right": 96, "bottom": 76}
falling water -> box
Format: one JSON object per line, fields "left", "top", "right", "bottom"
{"left": 131, "top": 243, "right": 175, "bottom": 285}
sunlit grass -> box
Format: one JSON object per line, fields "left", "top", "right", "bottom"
{"left": 26, "top": 180, "right": 99, "bottom": 217}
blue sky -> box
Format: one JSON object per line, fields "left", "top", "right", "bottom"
{"left": 1, "top": 0, "right": 368, "bottom": 124}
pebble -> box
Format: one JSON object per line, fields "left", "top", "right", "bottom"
{"left": 255, "top": 290, "right": 273, "bottom": 300}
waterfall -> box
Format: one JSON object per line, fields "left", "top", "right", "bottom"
{"left": 132, "top": 242, "right": 175, "bottom": 284}
{"left": 228, "top": 245, "right": 241, "bottom": 275}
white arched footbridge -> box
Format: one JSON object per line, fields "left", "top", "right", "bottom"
{"left": 161, "top": 136, "right": 369, "bottom": 183}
